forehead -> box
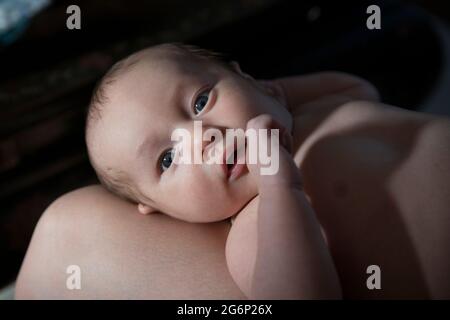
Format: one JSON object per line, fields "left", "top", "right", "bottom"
{"left": 111, "top": 49, "right": 218, "bottom": 108}
{"left": 127, "top": 48, "right": 217, "bottom": 84}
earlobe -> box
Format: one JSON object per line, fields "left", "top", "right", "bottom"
{"left": 137, "top": 203, "right": 153, "bottom": 215}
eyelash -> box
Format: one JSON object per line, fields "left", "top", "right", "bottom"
{"left": 159, "top": 148, "right": 174, "bottom": 174}
{"left": 193, "top": 87, "right": 211, "bottom": 115}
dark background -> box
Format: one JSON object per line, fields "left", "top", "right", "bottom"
{"left": 0, "top": 0, "right": 449, "bottom": 288}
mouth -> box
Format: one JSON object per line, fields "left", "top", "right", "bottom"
{"left": 222, "top": 139, "right": 248, "bottom": 182}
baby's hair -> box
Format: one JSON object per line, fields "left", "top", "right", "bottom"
{"left": 97, "top": 167, "right": 140, "bottom": 203}
{"left": 85, "top": 43, "right": 231, "bottom": 205}
{"left": 167, "top": 42, "right": 231, "bottom": 67}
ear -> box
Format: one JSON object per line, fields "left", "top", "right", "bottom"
{"left": 229, "top": 61, "right": 254, "bottom": 81}
{"left": 137, "top": 203, "right": 155, "bottom": 215}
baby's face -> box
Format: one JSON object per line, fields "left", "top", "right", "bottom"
{"left": 91, "top": 48, "right": 292, "bottom": 222}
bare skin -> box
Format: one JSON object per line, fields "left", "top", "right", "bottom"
{"left": 226, "top": 73, "right": 450, "bottom": 299}
{"left": 15, "top": 185, "right": 245, "bottom": 299}
{"left": 16, "top": 72, "right": 450, "bottom": 299}
{"left": 291, "top": 100, "right": 450, "bottom": 298}
{"left": 228, "top": 99, "right": 450, "bottom": 299}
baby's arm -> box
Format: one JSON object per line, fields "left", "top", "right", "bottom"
{"left": 261, "top": 72, "right": 380, "bottom": 113}
{"left": 226, "top": 115, "right": 341, "bottom": 299}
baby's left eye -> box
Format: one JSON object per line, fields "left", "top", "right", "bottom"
{"left": 160, "top": 148, "right": 174, "bottom": 172}
{"left": 194, "top": 90, "right": 210, "bottom": 115}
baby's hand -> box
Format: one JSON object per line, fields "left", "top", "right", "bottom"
{"left": 245, "top": 114, "right": 303, "bottom": 192}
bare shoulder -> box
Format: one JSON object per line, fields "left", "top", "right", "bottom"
{"left": 14, "top": 185, "right": 135, "bottom": 299}
{"left": 16, "top": 185, "right": 243, "bottom": 299}
{"left": 19, "top": 185, "right": 138, "bottom": 247}
{"left": 45, "top": 184, "right": 129, "bottom": 217}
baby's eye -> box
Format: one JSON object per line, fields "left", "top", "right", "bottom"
{"left": 194, "top": 90, "right": 210, "bottom": 115}
{"left": 160, "top": 148, "right": 174, "bottom": 172}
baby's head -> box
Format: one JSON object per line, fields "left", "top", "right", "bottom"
{"left": 86, "top": 43, "right": 291, "bottom": 222}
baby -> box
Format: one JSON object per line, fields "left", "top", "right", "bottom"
{"left": 85, "top": 43, "right": 450, "bottom": 299}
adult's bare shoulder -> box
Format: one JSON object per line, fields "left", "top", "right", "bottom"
{"left": 45, "top": 184, "right": 128, "bottom": 216}
{"left": 15, "top": 185, "right": 244, "bottom": 299}
{"left": 14, "top": 185, "right": 134, "bottom": 299}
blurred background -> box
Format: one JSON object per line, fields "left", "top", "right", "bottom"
{"left": 0, "top": 0, "right": 449, "bottom": 293}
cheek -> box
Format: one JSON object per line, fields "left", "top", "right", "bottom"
{"left": 160, "top": 167, "right": 232, "bottom": 222}
{"left": 160, "top": 166, "right": 256, "bottom": 223}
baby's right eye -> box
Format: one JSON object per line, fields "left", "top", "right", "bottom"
{"left": 193, "top": 89, "right": 210, "bottom": 115}
{"left": 160, "top": 148, "right": 174, "bottom": 172}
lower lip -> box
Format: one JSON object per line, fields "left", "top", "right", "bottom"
{"left": 228, "top": 162, "right": 247, "bottom": 182}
